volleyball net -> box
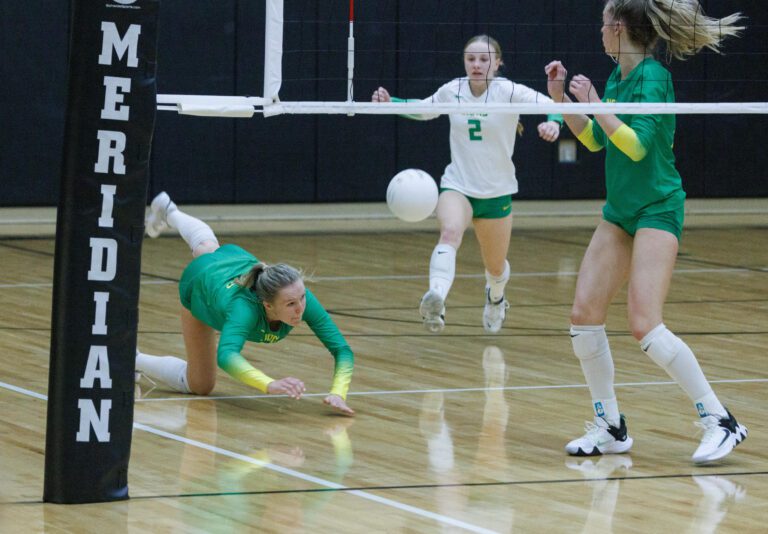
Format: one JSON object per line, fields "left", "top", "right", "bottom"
{"left": 157, "top": 0, "right": 768, "bottom": 118}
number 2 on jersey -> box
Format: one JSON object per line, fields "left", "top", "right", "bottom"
{"left": 468, "top": 119, "right": 483, "bottom": 141}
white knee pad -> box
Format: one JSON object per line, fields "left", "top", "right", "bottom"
{"left": 641, "top": 324, "right": 681, "bottom": 369}
{"left": 570, "top": 325, "right": 609, "bottom": 361}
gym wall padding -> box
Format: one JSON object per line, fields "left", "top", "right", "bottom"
{"left": 1, "top": 0, "right": 766, "bottom": 207}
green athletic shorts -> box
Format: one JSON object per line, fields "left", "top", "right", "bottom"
{"left": 178, "top": 244, "right": 249, "bottom": 309}
{"left": 440, "top": 188, "right": 513, "bottom": 219}
{"left": 603, "top": 206, "right": 684, "bottom": 240}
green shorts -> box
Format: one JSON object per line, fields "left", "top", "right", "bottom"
{"left": 178, "top": 244, "right": 248, "bottom": 309}
{"left": 603, "top": 206, "right": 684, "bottom": 240}
{"left": 440, "top": 189, "right": 512, "bottom": 219}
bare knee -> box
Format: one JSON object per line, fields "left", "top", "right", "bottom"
{"left": 628, "top": 315, "right": 659, "bottom": 341}
{"left": 570, "top": 301, "right": 604, "bottom": 326}
{"left": 187, "top": 376, "right": 216, "bottom": 396}
{"left": 439, "top": 225, "right": 464, "bottom": 248}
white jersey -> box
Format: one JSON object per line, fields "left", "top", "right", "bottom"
{"left": 416, "top": 77, "right": 553, "bottom": 198}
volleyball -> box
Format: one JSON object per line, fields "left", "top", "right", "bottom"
{"left": 386, "top": 169, "right": 439, "bottom": 222}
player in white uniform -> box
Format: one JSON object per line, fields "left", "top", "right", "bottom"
{"left": 373, "top": 35, "right": 561, "bottom": 333}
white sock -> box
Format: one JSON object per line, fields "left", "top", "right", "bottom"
{"left": 485, "top": 260, "right": 510, "bottom": 303}
{"left": 571, "top": 325, "right": 620, "bottom": 426}
{"left": 136, "top": 351, "right": 190, "bottom": 393}
{"left": 641, "top": 324, "right": 727, "bottom": 418}
{"left": 429, "top": 244, "right": 456, "bottom": 300}
{"left": 166, "top": 207, "right": 218, "bottom": 252}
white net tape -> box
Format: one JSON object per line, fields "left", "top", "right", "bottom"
{"left": 156, "top": 96, "right": 768, "bottom": 117}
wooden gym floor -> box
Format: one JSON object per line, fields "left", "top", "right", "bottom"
{"left": 1, "top": 200, "right": 767, "bottom": 533}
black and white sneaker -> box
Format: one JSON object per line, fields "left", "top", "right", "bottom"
{"left": 692, "top": 409, "right": 748, "bottom": 464}
{"left": 565, "top": 415, "right": 633, "bottom": 456}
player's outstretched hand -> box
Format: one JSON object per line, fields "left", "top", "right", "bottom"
{"left": 538, "top": 121, "right": 561, "bottom": 143}
{"left": 324, "top": 394, "right": 355, "bottom": 416}
{"left": 267, "top": 377, "right": 306, "bottom": 399}
{"left": 372, "top": 87, "right": 391, "bottom": 103}
{"left": 545, "top": 60, "right": 568, "bottom": 101}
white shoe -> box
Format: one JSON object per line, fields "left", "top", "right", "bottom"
{"left": 482, "top": 287, "right": 509, "bottom": 333}
{"left": 419, "top": 290, "right": 445, "bottom": 333}
{"left": 565, "top": 415, "right": 633, "bottom": 456}
{"left": 692, "top": 409, "right": 748, "bottom": 465}
{"left": 145, "top": 191, "right": 176, "bottom": 238}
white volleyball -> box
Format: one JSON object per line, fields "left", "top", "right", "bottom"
{"left": 386, "top": 169, "right": 438, "bottom": 222}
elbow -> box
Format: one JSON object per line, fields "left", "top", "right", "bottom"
{"left": 628, "top": 148, "right": 648, "bottom": 162}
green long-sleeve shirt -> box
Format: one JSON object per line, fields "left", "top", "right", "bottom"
{"left": 583, "top": 58, "right": 686, "bottom": 220}
{"left": 179, "top": 244, "right": 354, "bottom": 398}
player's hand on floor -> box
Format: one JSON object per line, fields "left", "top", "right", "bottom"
{"left": 324, "top": 394, "right": 355, "bottom": 416}
{"left": 268, "top": 377, "right": 306, "bottom": 399}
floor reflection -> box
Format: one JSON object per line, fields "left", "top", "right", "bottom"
{"left": 418, "top": 345, "right": 514, "bottom": 532}
{"left": 689, "top": 475, "right": 747, "bottom": 533}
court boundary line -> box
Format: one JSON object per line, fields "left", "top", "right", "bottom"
{"left": 0, "top": 381, "right": 497, "bottom": 534}
{"left": 4, "top": 377, "right": 767, "bottom": 405}
{"left": 135, "top": 377, "right": 768, "bottom": 402}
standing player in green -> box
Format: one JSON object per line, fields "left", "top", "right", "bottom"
{"left": 373, "top": 35, "right": 562, "bottom": 334}
{"left": 136, "top": 192, "right": 355, "bottom": 415}
{"left": 545, "top": 0, "right": 746, "bottom": 463}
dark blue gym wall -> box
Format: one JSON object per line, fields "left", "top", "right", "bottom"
{"left": 2, "top": 0, "right": 766, "bottom": 207}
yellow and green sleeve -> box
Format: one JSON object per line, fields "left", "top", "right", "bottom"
{"left": 578, "top": 119, "right": 648, "bottom": 161}
{"left": 218, "top": 350, "right": 274, "bottom": 393}
{"left": 609, "top": 124, "right": 648, "bottom": 161}
{"left": 304, "top": 290, "right": 355, "bottom": 399}
{"left": 576, "top": 120, "right": 604, "bottom": 152}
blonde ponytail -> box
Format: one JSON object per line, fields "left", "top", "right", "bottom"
{"left": 236, "top": 263, "right": 303, "bottom": 303}
{"left": 608, "top": 0, "right": 744, "bottom": 60}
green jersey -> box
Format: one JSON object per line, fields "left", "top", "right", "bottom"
{"left": 592, "top": 58, "right": 686, "bottom": 220}
{"left": 179, "top": 244, "right": 354, "bottom": 398}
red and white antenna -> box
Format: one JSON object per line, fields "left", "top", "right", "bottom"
{"left": 347, "top": 0, "right": 355, "bottom": 111}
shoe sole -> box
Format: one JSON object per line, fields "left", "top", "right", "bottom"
{"left": 420, "top": 292, "right": 445, "bottom": 333}
{"left": 566, "top": 436, "right": 634, "bottom": 456}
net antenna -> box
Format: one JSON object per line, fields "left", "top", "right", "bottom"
{"left": 157, "top": 1, "right": 768, "bottom": 118}
{"left": 347, "top": 0, "right": 355, "bottom": 114}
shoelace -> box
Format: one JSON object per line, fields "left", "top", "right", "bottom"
{"left": 581, "top": 420, "right": 610, "bottom": 443}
